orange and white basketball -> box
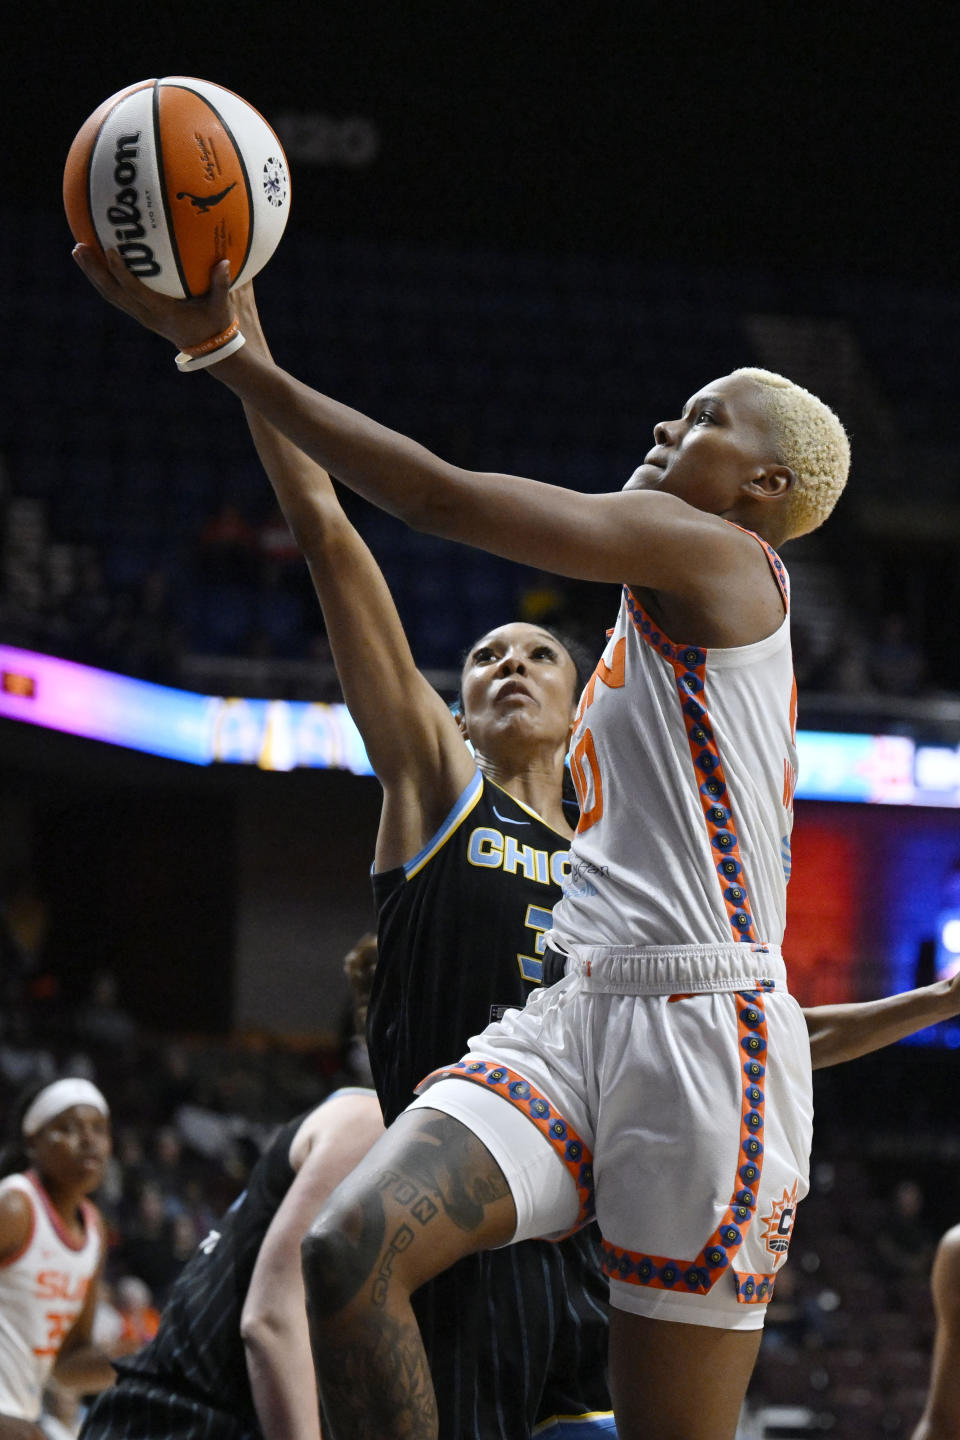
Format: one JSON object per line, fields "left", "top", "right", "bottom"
{"left": 63, "top": 77, "right": 291, "bottom": 297}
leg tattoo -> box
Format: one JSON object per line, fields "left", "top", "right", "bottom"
{"left": 304, "top": 1188, "right": 385, "bottom": 1317}
{"left": 316, "top": 1309, "right": 437, "bottom": 1440}
{"left": 305, "top": 1111, "right": 514, "bottom": 1440}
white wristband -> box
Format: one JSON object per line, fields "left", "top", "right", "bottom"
{"left": 175, "top": 330, "right": 246, "bottom": 372}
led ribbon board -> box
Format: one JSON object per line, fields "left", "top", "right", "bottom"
{"left": 4, "top": 643, "right": 960, "bottom": 799}
{"left": 0, "top": 645, "right": 372, "bottom": 774}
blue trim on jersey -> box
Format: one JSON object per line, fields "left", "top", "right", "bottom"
{"left": 402, "top": 769, "right": 484, "bottom": 879}
{"left": 533, "top": 1415, "right": 618, "bottom": 1437}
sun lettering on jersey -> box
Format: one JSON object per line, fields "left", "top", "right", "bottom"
{"left": 35, "top": 1271, "right": 89, "bottom": 1303}
{"left": 571, "top": 637, "right": 626, "bottom": 833}
{"left": 760, "top": 1179, "right": 799, "bottom": 1264}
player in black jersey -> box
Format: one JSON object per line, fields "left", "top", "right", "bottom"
{"left": 227, "top": 288, "right": 616, "bottom": 1438}
{"left": 77, "top": 1089, "right": 382, "bottom": 1440}
{"left": 77, "top": 937, "right": 383, "bottom": 1440}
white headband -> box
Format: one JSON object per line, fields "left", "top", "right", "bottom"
{"left": 22, "top": 1079, "right": 110, "bottom": 1138}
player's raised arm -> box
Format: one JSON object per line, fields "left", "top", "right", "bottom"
{"left": 72, "top": 249, "right": 847, "bottom": 645}
{"left": 229, "top": 284, "right": 477, "bottom": 868}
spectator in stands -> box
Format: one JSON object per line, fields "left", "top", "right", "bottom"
{"left": 0, "top": 869, "right": 49, "bottom": 1000}
{"left": 876, "top": 1178, "right": 937, "bottom": 1282}
{"left": 75, "top": 972, "right": 138, "bottom": 1056}
{"left": 870, "top": 612, "right": 927, "bottom": 696}
{"left": 112, "top": 1277, "right": 160, "bottom": 1354}
{"left": 124, "top": 566, "right": 183, "bottom": 683}
{"left": 67, "top": 550, "right": 114, "bottom": 667}
{"left": 115, "top": 1181, "right": 183, "bottom": 1306}
{"left": 197, "top": 501, "right": 258, "bottom": 586}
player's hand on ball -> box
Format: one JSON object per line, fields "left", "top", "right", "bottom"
{"left": 72, "top": 244, "right": 234, "bottom": 351}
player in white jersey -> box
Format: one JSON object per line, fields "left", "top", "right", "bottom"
{"left": 0, "top": 1080, "right": 115, "bottom": 1438}
{"left": 553, "top": 530, "right": 795, "bottom": 952}
{"left": 73, "top": 253, "right": 850, "bottom": 1438}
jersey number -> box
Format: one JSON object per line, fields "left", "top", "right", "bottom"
{"left": 571, "top": 637, "right": 626, "bottom": 833}
{"left": 517, "top": 904, "right": 554, "bottom": 983}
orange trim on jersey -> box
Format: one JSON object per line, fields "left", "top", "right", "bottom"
{"left": 602, "top": 991, "right": 770, "bottom": 1296}
{"left": 25, "top": 1171, "right": 92, "bottom": 1253}
{"left": 725, "top": 524, "right": 790, "bottom": 614}
{"left": 733, "top": 1270, "right": 779, "bottom": 1304}
{"left": 416, "top": 1060, "right": 595, "bottom": 1229}
{"left": 0, "top": 1181, "right": 35, "bottom": 1268}
{"left": 623, "top": 589, "right": 758, "bottom": 945}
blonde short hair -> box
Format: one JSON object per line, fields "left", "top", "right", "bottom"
{"left": 731, "top": 367, "right": 850, "bottom": 537}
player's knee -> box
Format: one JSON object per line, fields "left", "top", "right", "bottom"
{"left": 301, "top": 1183, "right": 389, "bottom": 1322}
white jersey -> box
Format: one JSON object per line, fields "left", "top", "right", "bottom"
{"left": 0, "top": 1171, "right": 103, "bottom": 1420}
{"left": 551, "top": 531, "right": 796, "bottom": 954}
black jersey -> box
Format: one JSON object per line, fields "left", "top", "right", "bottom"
{"left": 370, "top": 770, "right": 573, "bottom": 1123}
{"left": 80, "top": 1113, "right": 304, "bottom": 1440}
{"left": 370, "top": 771, "right": 614, "bottom": 1439}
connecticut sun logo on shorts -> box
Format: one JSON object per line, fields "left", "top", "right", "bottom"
{"left": 761, "top": 1179, "right": 800, "bottom": 1259}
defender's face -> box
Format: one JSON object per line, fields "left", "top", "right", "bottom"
{"left": 460, "top": 622, "right": 579, "bottom": 752}
{"left": 625, "top": 373, "right": 777, "bottom": 515}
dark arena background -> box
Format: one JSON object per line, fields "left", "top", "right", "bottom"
{"left": 4, "top": 5, "right": 960, "bottom": 1435}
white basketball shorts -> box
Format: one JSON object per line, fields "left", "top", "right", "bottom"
{"left": 411, "top": 943, "right": 813, "bottom": 1330}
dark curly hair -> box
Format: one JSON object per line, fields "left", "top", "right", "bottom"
{"left": 343, "top": 932, "right": 378, "bottom": 1034}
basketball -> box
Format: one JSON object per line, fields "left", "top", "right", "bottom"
{"left": 63, "top": 77, "right": 291, "bottom": 298}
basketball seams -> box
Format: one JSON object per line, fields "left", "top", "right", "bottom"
{"left": 166, "top": 81, "right": 256, "bottom": 289}
{"left": 63, "top": 78, "right": 155, "bottom": 251}
{"left": 152, "top": 81, "right": 190, "bottom": 299}
{"left": 85, "top": 103, "right": 122, "bottom": 252}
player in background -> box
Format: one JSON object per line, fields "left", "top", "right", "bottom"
{"left": 0, "top": 1079, "right": 115, "bottom": 1440}
{"left": 910, "top": 1224, "right": 960, "bottom": 1440}
{"left": 77, "top": 941, "right": 383, "bottom": 1440}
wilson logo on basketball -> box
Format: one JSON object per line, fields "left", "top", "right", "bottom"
{"left": 107, "top": 133, "right": 161, "bottom": 278}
